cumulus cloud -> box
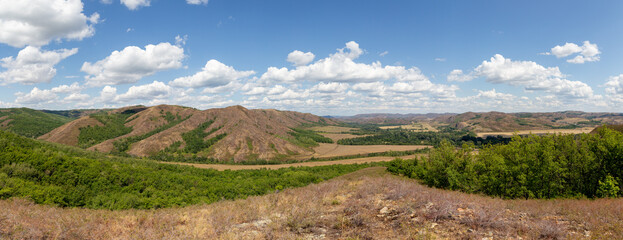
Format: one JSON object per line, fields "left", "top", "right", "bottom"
{"left": 64, "top": 93, "right": 90, "bottom": 102}
{"left": 99, "top": 86, "right": 117, "bottom": 103}
{"left": 0, "top": 0, "right": 98, "bottom": 47}
{"left": 447, "top": 69, "right": 475, "bottom": 82}
{"left": 605, "top": 74, "right": 623, "bottom": 96}
{"left": 0, "top": 46, "right": 78, "bottom": 85}
{"left": 51, "top": 82, "right": 82, "bottom": 93}
{"left": 121, "top": 0, "right": 150, "bottom": 10}
{"left": 169, "top": 59, "right": 254, "bottom": 88}
{"left": 116, "top": 81, "right": 171, "bottom": 102}
{"left": 476, "top": 89, "right": 514, "bottom": 100}
{"left": 287, "top": 50, "right": 315, "bottom": 66}
{"left": 474, "top": 54, "right": 593, "bottom": 98}
{"left": 548, "top": 41, "right": 600, "bottom": 64}
{"left": 15, "top": 87, "right": 58, "bottom": 105}
{"left": 82, "top": 42, "right": 185, "bottom": 86}
{"left": 311, "top": 82, "right": 349, "bottom": 93}
{"left": 261, "top": 41, "right": 429, "bottom": 84}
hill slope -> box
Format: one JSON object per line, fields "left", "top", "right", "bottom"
{"left": 436, "top": 111, "right": 622, "bottom": 132}
{"left": 0, "top": 108, "right": 73, "bottom": 138}
{"left": 39, "top": 105, "right": 336, "bottom": 162}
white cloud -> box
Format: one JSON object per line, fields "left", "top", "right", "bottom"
{"left": 0, "top": 0, "right": 98, "bottom": 47}
{"left": 15, "top": 87, "right": 57, "bottom": 105}
{"left": 0, "top": 46, "right": 78, "bottom": 85}
{"left": 169, "top": 59, "right": 254, "bottom": 88}
{"left": 82, "top": 42, "right": 185, "bottom": 86}
{"left": 175, "top": 34, "right": 188, "bottom": 46}
{"left": 287, "top": 50, "right": 315, "bottom": 66}
{"left": 99, "top": 86, "right": 117, "bottom": 103}
{"left": 51, "top": 82, "right": 82, "bottom": 93}
{"left": 476, "top": 89, "right": 514, "bottom": 100}
{"left": 121, "top": 0, "right": 150, "bottom": 10}
{"left": 379, "top": 51, "right": 388, "bottom": 57}
{"left": 311, "top": 82, "right": 349, "bottom": 93}
{"left": 447, "top": 69, "right": 475, "bottom": 82}
{"left": 435, "top": 58, "right": 446, "bottom": 62}
{"left": 605, "top": 74, "right": 623, "bottom": 95}
{"left": 63, "top": 92, "right": 90, "bottom": 102}
{"left": 261, "top": 41, "right": 430, "bottom": 84}
{"left": 548, "top": 41, "right": 600, "bottom": 64}
{"left": 473, "top": 54, "right": 593, "bottom": 98}
{"left": 186, "top": 0, "right": 209, "bottom": 5}
{"left": 116, "top": 81, "right": 171, "bottom": 102}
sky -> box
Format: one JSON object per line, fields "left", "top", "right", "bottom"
{"left": 0, "top": 0, "right": 622, "bottom": 115}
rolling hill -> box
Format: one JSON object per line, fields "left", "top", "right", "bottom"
{"left": 0, "top": 108, "right": 73, "bottom": 138}
{"left": 39, "top": 105, "right": 336, "bottom": 162}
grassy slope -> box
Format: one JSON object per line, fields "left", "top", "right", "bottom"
{"left": 1, "top": 167, "right": 620, "bottom": 239}
{"left": 0, "top": 108, "right": 72, "bottom": 138}
{"left": 0, "top": 130, "right": 375, "bottom": 210}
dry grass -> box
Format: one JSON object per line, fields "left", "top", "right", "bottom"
{"left": 379, "top": 122, "right": 438, "bottom": 132}
{"left": 161, "top": 155, "right": 420, "bottom": 171}
{"left": 476, "top": 127, "right": 596, "bottom": 138}
{"left": 2, "top": 167, "right": 622, "bottom": 239}
{"left": 309, "top": 126, "right": 357, "bottom": 133}
{"left": 310, "top": 143, "right": 429, "bottom": 158}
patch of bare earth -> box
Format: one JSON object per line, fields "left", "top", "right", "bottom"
{"left": 37, "top": 116, "right": 103, "bottom": 146}
{"left": 2, "top": 167, "right": 621, "bottom": 239}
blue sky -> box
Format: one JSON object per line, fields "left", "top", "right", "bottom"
{"left": 0, "top": 0, "right": 622, "bottom": 115}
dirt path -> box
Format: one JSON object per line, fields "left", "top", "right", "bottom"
{"left": 160, "top": 154, "right": 420, "bottom": 171}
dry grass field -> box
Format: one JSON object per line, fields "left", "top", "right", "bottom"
{"left": 309, "top": 126, "right": 357, "bottom": 133}
{"left": 476, "top": 127, "right": 596, "bottom": 138}
{"left": 379, "top": 122, "right": 438, "bottom": 132}
{"left": 162, "top": 155, "right": 419, "bottom": 171}
{"left": 2, "top": 167, "right": 622, "bottom": 239}
{"left": 319, "top": 133, "right": 367, "bottom": 141}
{"left": 310, "top": 143, "right": 429, "bottom": 158}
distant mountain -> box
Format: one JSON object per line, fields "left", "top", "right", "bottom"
{"left": 335, "top": 113, "right": 456, "bottom": 124}
{"left": 435, "top": 111, "right": 623, "bottom": 132}
{"left": 0, "top": 108, "right": 73, "bottom": 138}
{"left": 39, "top": 105, "right": 336, "bottom": 162}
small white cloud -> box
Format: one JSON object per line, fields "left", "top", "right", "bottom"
{"left": 0, "top": 0, "right": 98, "bottom": 47}
{"left": 15, "top": 87, "right": 57, "bottom": 105}
{"left": 379, "top": 51, "right": 388, "bottom": 57}
{"left": 435, "top": 58, "right": 446, "bottom": 62}
{"left": 447, "top": 69, "right": 475, "bottom": 82}
{"left": 82, "top": 42, "right": 185, "bottom": 86}
{"left": 186, "top": 0, "right": 209, "bottom": 5}
{"left": 121, "top": 0, "right": 150, "bottom": 10}
{"left": 51, "top": 82, "right": 82, "bottom": 94}
{"left": 605, "top": 74, "right": 623, "bottom": 95}
{"left": 126, "top": 28, "right": 134, "bottom": 32}
{"left": 169, "top": 59, "right": 254, "bottom": 88}
{"left": 116, "top": 81, "right": 171, "bottom": 102}
{"left": 311, "top": 82, "right": 349, "bottom": 93}
{"left": 175, "top": 35, "right": 188, "bottom": 46}
{"left": 99, "top": 86, "right": 117, "bottom": 103}
{"left": 0, "top": 46, "right": 78, "bottom": 85}
{"left": 548, "top": 41, "right": 600, "bottom": 64}
{"left": 287, "top": 50, "right": 315, "bottom": 66}
{"left": 64, "top": 93, "right": 90, "bottom": 102}
{"left": 476, "top": 89, "right": 514, "bottom": 100}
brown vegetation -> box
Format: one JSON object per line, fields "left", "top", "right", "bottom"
{"left": 37, "top": 116, "right": 103, "bottom": 146}
{"left": 2, "top": 167, "right": 621, "bottom": 239}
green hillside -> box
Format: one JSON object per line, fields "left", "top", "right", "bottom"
{"left": 0, "top": 108, "right": 72, "bottom": 138}
{"left": 0, "top": 130, "right": 375, "bottom": 210}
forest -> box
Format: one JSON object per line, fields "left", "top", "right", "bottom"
{"left": 387, "top": 127, "right": 623, "bottom": 199}
{"left": 0, "top": 108, "right": 72, "bottom": 138}
{"left": 0, "top": 130, "right": 376, "bottom": 210}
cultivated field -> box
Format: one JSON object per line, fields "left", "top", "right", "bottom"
{"left": 309, "top": 126, "right": 357, "bottom": 133}
{"left": 163, "top": 155, "right": 419, "bottom": 171}
{"left": 476, "top": 127, "right": 596, "bottom": 138}
{"left": 310, "top": 143, "right": 429, "bottom": 158}
{"left": 3, "top": 167, "right": 621, "bottom": 239}
{"left": 379, "top": 122, "right": 438, "bottom": 132}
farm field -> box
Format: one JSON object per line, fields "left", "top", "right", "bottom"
{"left": 475, "top": 127, "right": 596, "bottom": 138}
{"left": 310, "top": 143, "right": 429, "bottom": 158}
{"left": 378, "top": 122, "right": 438, "bottom": 132}
{"left": 309, "top": 125, "right": 357, "bottom": 133}
{"left": 163, "top": 155, "right": 419, "bottom": 171}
